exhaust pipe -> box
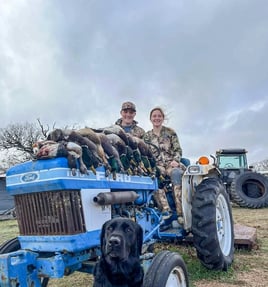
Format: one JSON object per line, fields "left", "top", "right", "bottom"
{"left": 93, "top": 191, "right": 139, "bottom": 205}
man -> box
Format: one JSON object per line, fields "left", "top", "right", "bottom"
{"left": 115, "top": 101, "right": 145, "bottom": 138}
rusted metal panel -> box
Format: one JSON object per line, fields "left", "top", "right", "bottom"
{"left": 14, "top": 190, "right": 86, "bottom": 235}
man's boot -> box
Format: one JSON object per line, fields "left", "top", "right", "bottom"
{"left": 172, "top": 185, "right": 184, "bottom": 224}
{"left": 153, "top": 188, "right": 172, "bottom": 219}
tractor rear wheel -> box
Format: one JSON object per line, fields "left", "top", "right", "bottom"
{"left": 191, "top": 177, "right": 234, "bottom": 270}
{"left": 231, "top": 172, "right": 268, "bottom": 208}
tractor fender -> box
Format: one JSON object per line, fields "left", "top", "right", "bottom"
{"left": 182, "top": 164, "right": 220, "bottom": 231}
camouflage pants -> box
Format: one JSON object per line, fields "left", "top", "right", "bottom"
{"left": 153, "top": 188, "right": 171, "bottom": 212}
{"left": 154, "top": 185, "right": 182, "bottom": 216}
{"left": 172, "top": 185, "right": 182, "bottom": 216}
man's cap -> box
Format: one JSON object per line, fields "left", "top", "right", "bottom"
{"left": 121, "top": 101, "right": 136, "bottom": 111}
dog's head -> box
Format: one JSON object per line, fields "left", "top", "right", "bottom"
{"left": 100, "top": 217, "right": 143, "bottom": 264}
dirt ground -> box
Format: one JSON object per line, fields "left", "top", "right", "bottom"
{"left": 196, "top": 270, "right": 267, "bottom": 287}
{"left": 194, "top": 205, "right": 268, "bottom": 287}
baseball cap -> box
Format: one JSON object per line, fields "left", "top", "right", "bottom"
{"left": 121, "top": 101, "right": 136, "bottom": 111}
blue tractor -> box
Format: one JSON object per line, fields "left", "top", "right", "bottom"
{"left": 0, "top": 155, "right": 234, "bottom": 286}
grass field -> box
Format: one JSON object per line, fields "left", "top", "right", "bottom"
{"left": 0, "top": 205, "right": 267, "bottom": 287}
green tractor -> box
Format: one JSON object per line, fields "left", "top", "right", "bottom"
{"left": 215, "top": 148, "right": 268, "bottom": 208}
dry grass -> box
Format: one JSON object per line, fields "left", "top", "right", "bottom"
{"left": 0, "top": 205, "right": 267, "bottom": 287}
{"left": 194, "top": 205, "right": 268, "bottom": 287}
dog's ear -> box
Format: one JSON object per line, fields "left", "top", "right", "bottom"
{"left": 137, "top": 223, "right": 143, "bottom": 255}
{"left": 100, "top": 220, "right": 109, "bottom": 254}
{"left": 132, "top": 222, "right": 143, "bottom": 257}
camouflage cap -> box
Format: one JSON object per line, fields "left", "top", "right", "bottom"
{"left": 121, "top": 101, "right": 136, "bottom": 111}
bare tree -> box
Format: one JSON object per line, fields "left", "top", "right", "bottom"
{"left": 0, "top": 120, "right": 81, "bottom": 170}
{"left": 0, "top": 120, "right": 51, "bottom": 160}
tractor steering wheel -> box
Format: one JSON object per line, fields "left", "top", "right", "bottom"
{"left": 224, "top": 163, "right": 234, "bottom": 168}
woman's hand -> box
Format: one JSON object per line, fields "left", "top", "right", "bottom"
{"left": 170, "top": 160, "right": 179, "bottom": 168}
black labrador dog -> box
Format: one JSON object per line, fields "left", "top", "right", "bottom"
{"left": 93, "top": 217, "right": 144, "bottom": 287}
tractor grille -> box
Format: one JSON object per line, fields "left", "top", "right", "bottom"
{"left": 14, "top": 190, "right": 86, "bottom": 235}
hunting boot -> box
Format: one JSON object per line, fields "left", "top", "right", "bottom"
{"left": 153, "top": 188, "right": 172, "bottom": 219}
{"left": 172, "top": 184, "right": 184, "bottom": 224}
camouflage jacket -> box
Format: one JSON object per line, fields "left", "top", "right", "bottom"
{"left": 143, "top": 126, "right": 182, "bottom": 168}
{"left": 115, "top": 118, "right": 145, "bottom": 138}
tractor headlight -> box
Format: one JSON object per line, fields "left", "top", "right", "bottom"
{"left": 187, "top": 165, "right": 201, "bottom": 174}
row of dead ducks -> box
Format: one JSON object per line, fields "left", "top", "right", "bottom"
{"left": 33, "top": 125, "right": 157, "bottom": 180}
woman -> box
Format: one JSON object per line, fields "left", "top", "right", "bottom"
{"left": 143, "top": 107, "right": 185, "bottom": 224}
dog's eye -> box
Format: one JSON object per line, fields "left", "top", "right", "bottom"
{"left": 125, "top": 227, "right": 133, "bottom": 233}
{"left": 107, "top": 226, "right": 113, "bottom": 232}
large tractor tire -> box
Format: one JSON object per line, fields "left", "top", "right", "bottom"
{"left": 230, "top": 172, "right": 268, "bottom": 208}
{"left": 191, "top": 178, "right": 234, "bottom": 271}
{"left": 143, "top": 250, "right": 189, "bottom": 287}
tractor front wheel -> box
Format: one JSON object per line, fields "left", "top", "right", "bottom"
{"left": 0, "top": 237, "right": 20, "bottom": 253}
{"left": 143, "top": 250, "right": 189, "bottom": 287}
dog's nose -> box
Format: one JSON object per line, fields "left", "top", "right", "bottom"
{"left": 108, "top": 235, "right": 121, "bottom": 247}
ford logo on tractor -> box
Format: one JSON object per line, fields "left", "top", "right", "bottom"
{"left": 21, "top": 173, "right": 39, "bottom": 182}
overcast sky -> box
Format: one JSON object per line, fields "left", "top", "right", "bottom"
{"left": 1, "top": 0, "right": 268, "bottom": 164}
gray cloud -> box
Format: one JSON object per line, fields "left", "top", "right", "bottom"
{"left": 1, "top": 0, "right": 268, "bottom": 163}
